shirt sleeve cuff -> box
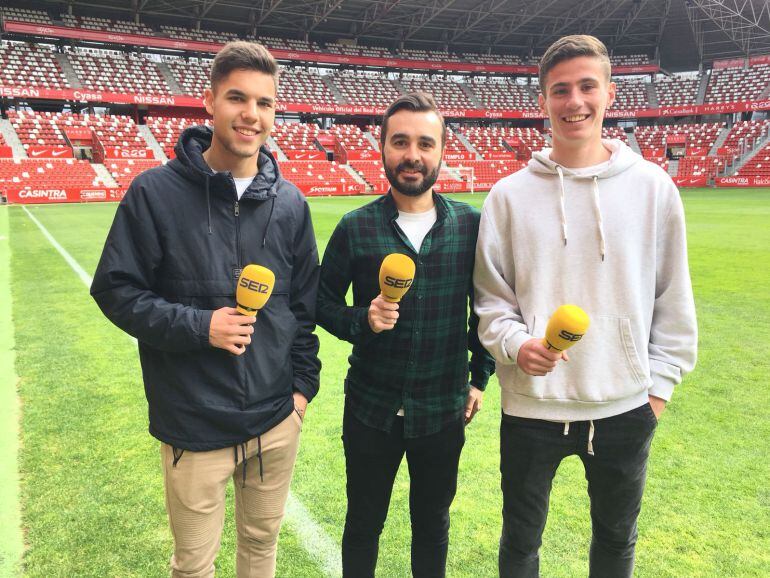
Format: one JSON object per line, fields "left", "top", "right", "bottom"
{"left": 505, "top": 331, "right": 532, "bottom": 366}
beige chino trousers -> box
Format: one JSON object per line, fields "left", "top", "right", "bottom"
{"left": 161, "top": 411, "right": 302, "bottom": 578}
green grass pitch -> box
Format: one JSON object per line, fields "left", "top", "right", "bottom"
{"left": 3, "top": 188, "right": 770, "bottom": 577}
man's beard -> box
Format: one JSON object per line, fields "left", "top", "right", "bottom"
{"left": 384, "top": 160, "right": 440, "bottom": 197}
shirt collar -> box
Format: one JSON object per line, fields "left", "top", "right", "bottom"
{"left": 383, "top": 190, "right": 449, "bottom": 223}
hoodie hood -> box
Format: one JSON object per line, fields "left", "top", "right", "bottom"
{"left": 168, "top": 124, "right": 279, "bottom": 241}
{"left": 527, "top": 139, "right": 642, "bottom": 261}
{"left": 169, "top": 124, "right": 280, "bottom": 202}
{"left": 529, "top": 139, "right": 639, "bottom": 179}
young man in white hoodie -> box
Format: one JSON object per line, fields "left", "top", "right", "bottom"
{"left": 473, "top": 35, "right": 697, "bottom": 577}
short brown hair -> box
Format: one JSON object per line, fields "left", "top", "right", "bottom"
{"left": 381, "top": 92, "right": 446, "bottom": 150}
{"left": 539, "top": 35, "right": 611, "bottom": 92}
{"left": 210, "top": 41, "right": 279, "bottom": 93}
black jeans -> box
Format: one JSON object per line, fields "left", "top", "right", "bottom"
{"left": 341, "top": 403, "right": 465, "bottom": 578}
{"left": 499, "top": 403, "right": 658, "bottom": 578}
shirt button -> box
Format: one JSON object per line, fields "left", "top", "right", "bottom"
{"left": 417, "top": 294, "right": 423, "bottom": 300}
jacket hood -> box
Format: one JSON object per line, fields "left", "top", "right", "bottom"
{"left": 169, "top": 124, "right": 280, "bottom": 201}
{"left": 529, "top": 139, "right": 639, "bottom": 179}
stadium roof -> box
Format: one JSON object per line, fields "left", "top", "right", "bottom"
{"left": 14, "top": 0, "right": 770, "bottom": 71}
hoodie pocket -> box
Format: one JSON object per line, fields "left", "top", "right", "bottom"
{"left": 511, "top": 313, "right": 650, "bottom": 403}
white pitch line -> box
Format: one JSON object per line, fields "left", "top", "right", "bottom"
{"left": 23, "top": 205, "right": 342, "bottom": 577}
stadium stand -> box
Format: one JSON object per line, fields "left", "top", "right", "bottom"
{"left": 9, "top": 111, "right": 147, "bottom": 152}
{"left": 677, "top": 155, "right": 725, "bottom": 179}
{"left": 278, "top": 68, "right": 337, "bottom": 106}
{"left": 146, "top": 116, "right": 212, "bottom": 158}
{"left": 601, "top": 127, "right": 629, "bottom": 143}
{"left": 331, "top": 71, "right": 401, "bottom": 107}
{"left": 610, "top": 54, "right": 651, "bottom": 66}
{"left": 705, "top": 64, "right": 770, "bottom": 103}
{"left": 1, "top": 6, "right": 768, "bottom": 200}
{"left": 451, "top": 159, "right": 525, "bottom": 187}
{"left": 0, "top": 158, "right": 105, "bottom": 189}
{"left": 278, "top": 160, "right": 353, "bottom": 193}
{"left": 324, "top": 42, "right": 393, "bottom": 58}
{"left": 654, "top": 74, "right": 701, "bottom": 106}
{"left": 0, "top": 42, "right": 70, "bottom": 89}
{"left": 67, "top": 49, "right": 172, "bottom": 94}
{"left": 329, "top": 125, "right": 377, "bottom": 152}
{"left": 734, "top": 143, "right": 770, "bottom": 176}
{"left": 272, "top": 123, "right": 323, "bottom": 155}
{"left": 159, "top": 25, "right": 238, "bottom": 44}
{"left": 60, "top": 14, "right": 155, "bottom": 35}
{"left": 611, "top": 79, "right": 649, "bottom": 110}
{"left": 166, "top": 57, "right": 211, "bottom": 97}
{"left": 462, "top": 52, "right": 523, "bottom": 65}
{"left": 469, "top": 78, "right": 539, "bottom": 110}
{"left": 634, "top": 123, "right": 722, "bottom": 154}
{"left": 459, "top": 127, "right": 546, "bottom": 160}
{"left": 396, "top": 48, "right": 460, "bottom": 62}
{"left": 721, "top": 120, "right": 770, "bottom": 153}
{"left": 399, "top": 74, "right": 476, "bottom": 108}
{"left": 105, "top": 159, "right": 162, "bottom": 188}
{"left": 348, "top": 160, "right": 389, "bottom": 192}
{"left": 0, "top": 7, "right": 52, "bottom": 24}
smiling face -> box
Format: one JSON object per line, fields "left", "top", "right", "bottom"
{"left": 538, "top": 55, "right": 615, "bottom": 156}
{"left": 382, "top": 109, "right": 443, "bottom": 198}
{"left": 203, "top": 68, "right": 276, "bottom": 171}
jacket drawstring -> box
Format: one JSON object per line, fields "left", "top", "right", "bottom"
{"left": 556, "top": 166, "right": 567, "bottom": 246}
{"left": 205, "top": 174, "right": 212, "bottom": 235}
{"left": 591, "top": 176, "right": 606, "bottom": 261}
{"left": 262, "top": 196, "right": 276, "bottom": 248}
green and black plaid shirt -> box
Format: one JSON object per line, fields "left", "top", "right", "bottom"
{"left": 317, "top": 192, "right": 495, "bottom": 438}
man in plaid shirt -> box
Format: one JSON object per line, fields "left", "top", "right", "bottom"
{"left": 317, "top": 92, "right": 494, "bottom": 578}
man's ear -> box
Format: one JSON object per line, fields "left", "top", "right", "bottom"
{"left": 203, "top": 87, "right": 215, "bottom": 116}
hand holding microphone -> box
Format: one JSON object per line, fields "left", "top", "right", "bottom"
{"left": 210, "top": 264, "right": 275, "bottom": 355}
{"left": 369, "top": 253, "right": 415, "bottom": 333}
{"left": 518, "top": 305, "right": 590, "bottom": 376}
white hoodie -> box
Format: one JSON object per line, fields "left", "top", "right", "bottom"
{"left": 473, "top": 140, "right": 697, "bottom": 421}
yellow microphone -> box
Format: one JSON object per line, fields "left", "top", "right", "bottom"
{"left": 542, "top": 305, "right": 590, "bottom": 352}
{"left": 379, "top": 253, "right": 416, "bottom": 303}
{"left": 236, "top": 264, "right": 275, "bottom": 316}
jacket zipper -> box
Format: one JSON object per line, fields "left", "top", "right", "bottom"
{"left": 234, "top": 200, "right": 241, "bottom": 267}
{"left": 234, "top": 198, "right": 247, "bottom": 408}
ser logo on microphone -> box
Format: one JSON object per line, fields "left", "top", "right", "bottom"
{"left": 239, "top": 277, "right": 270, "bottom": 294}
{"left": 383, "top": 276, "right": 413, "bottom": 289}
{"left": 558, "top": 329, "right": 583, "bottom": 342}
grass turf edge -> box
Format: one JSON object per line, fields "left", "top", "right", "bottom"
{"left": 0, "top": 206, "right": 24, "bottom": 578}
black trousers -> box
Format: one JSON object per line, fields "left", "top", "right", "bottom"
{"left": 499, "top": 403, "right": 658, "bottom": 578}
{"left": 341, "top": 402, "right": 465, "bottom": 578}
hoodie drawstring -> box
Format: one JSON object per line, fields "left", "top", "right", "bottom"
{"left": 262, "top": 196, "right": 276, "bottom": 248}
{"left": 555, "top": 168, "right": 606, "bottom": 261}
{"left": 556, "top": 166, "right": 568, "bottom": 246}
{"left": 591, "top": 176, "right": 606, "bottom": 261}
{"left": 205, "top": 174, "right": 212, "bottom": 235}
{"left": 560, "top": 420, "right": 595, "bottom": 455}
